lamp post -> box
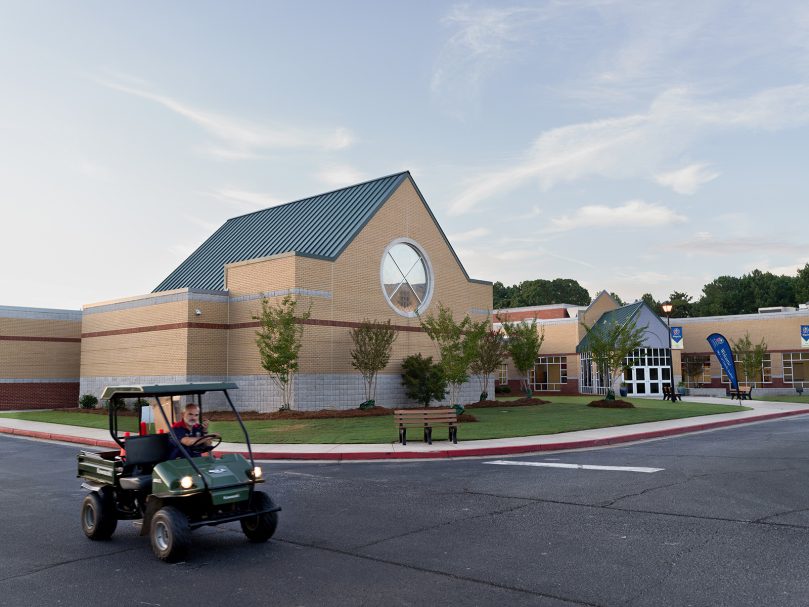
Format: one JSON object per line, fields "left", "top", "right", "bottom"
{"left": 661, "top": 302, "right": 675, "bottom": 401}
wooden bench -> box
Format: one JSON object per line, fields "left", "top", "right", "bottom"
{"left": 394, "top": 409, "right": 459, "bottom": 445}
{"left": 662, "top": 385, "right": 681, "bottom": 401}
{"left": 728, "top": 385, "right": 753, "bottom": 400}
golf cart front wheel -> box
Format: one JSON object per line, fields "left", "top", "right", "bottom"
{"left": 150, "top": 506, "right": 191, "bottom": 562}
{"left": 240, "top": 491, "right": 278, "bottom": 542}
{"left": 81, "top": 491, "right": 117, "bottom": 540}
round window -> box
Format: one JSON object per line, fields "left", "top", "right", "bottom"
{"left": 381, "top": 241, "right": 432, "bottom": 316}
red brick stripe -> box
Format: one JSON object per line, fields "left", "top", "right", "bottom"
{"left": 0, "top": 335, "right": 81, "bottom": 343}
{"left": 82, "top": 319, "right": 424, "bottom": 338}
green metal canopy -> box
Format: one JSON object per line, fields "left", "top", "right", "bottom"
{"left": 100, "top": 382, "right": 239, "bottom": 400}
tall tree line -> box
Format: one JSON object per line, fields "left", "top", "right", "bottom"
{"left": 495, "top": 264, "right": 809, "bottom": 317}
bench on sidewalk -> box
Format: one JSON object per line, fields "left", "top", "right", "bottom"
{"left": 728, "top": 385, "right": 753, "bottom": 400}
{"left": 662, "top": 385, "right": 681, "bottom": 401}
{"left": 394, "top": 409, "right": 458, "bottom": 445}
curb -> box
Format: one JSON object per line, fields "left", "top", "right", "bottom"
{"left": 2, "top": 408, "right": 808, "bottom": 461}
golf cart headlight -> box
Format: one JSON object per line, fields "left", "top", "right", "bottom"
{"left": 180, "top": 475, "right": 194, "bottom": 489}
{"left": 252, "top": 466, "right": 263, "bottom": 479}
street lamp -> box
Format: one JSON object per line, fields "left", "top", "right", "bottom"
{"left": 661, "top": 302, "right": 675, "bottom": 401}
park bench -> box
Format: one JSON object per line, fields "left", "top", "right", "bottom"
{"left": 662, "top": 385, "right": 681, "bottom": 401}
{"left": 728, "top": 385, "right": 753, "bottom": 400}
{"left": 394, "top": 409, "right": 458, "bottom": 445}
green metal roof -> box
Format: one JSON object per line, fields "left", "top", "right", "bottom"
{"left": 154, "top": 172, "right": 409, "bottom": 292}
{"left": 576, "top": 301, "right": 644, "bottom": 353}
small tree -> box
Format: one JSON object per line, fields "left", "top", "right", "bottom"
{"left": 401, "top": 354, "right": 447, "bottom": 407}
{"left": 581, "top": 318, "right": 646, "bottom": 399}
{"left": 253, "top": 295, "right": 311, "bottom": 410}
{"left": 500, "top": 318, "right": 544, "bottom": 396}
{"left": 350, "top": 319, "right": 399, "bottom": 404}
{"left": 419, "top": 304, "right": 477, "bottom": 406}
{"left": 682, "top": 356, "right": 706, "bottom": 386}
{"left": 468, "top": 328, "right": 508, "bottom": 400}
{"left": 731, "top": 332, "right": 768, "bottom": 387}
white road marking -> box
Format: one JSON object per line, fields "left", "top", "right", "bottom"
{"left": 485, "top": 460, "right": 664, "bottom": 473}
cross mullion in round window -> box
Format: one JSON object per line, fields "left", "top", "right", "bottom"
{"left": 381, "top": 241, "right": 432, "bottom": 317}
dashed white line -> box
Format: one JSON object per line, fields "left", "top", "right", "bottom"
{"left": 485, "top": 460, "right": 664, "bottom": 473}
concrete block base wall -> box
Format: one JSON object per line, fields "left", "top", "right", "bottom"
{"left": 80, "top": 373, "right": 494, "bottom": 412}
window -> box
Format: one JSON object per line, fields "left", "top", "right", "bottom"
{"left": 381, "top": 240, "right": 432, "bottom": 317}
{"left": 681, "top": 354, "right": 711, "bottom": 387}
{"left": 531, "top": 356, "right": 567, "bottom": 391}
{"left": 784, "top": 352, "right": 809, "bottom": 385}
{"left": 497, "top": 363, "right": 509, "bottom": 385}
{"left": 721, "top": 354, "right": 771, "bottom": 385}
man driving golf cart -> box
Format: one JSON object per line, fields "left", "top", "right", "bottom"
{"left": 169, "top": 402, "right": 219, "bottom": 459}
{"left": 76, "top": 382, "right": 280, "bottom": 562}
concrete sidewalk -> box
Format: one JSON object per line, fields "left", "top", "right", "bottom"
{"left": 2, "top": 397, "right": 809, "bottom": 461}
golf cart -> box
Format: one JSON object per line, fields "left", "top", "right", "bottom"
{"left": 76, "top": 382, "right": 280, "bottom": 562}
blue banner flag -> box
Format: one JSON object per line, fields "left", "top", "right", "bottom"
{"left": 707, "top": 333, "right": 738, "bottom": 389}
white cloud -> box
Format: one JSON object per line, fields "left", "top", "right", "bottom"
{"left": 670, "top": 236, "right": 806, "bottom": 256}
{"left": 101, "top": 79, "right": 355, "bottom": 157}
{"left": 548, "top": 199, "right": 687, "bottom": 232}
{"left": 210, "top": 188, "right": 281, "bottom": 211}
{"left": 431, "top": 5, "right": 551, "bottom": 117}
{"left": 447, "top": 227, "right": 490, "bottom": 242}
{"left": 655, "top": 163, "right": 719, "bottom": 194}
{"left": 316, "top": 165, "right": 368, "bottom": 188}
{"left": 448, "top": 85, "right": 809, "bottom": 215}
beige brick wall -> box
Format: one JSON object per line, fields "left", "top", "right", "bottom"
{"left": 0, "top": 318, "right": 80, "bottom": 339}
{"left": 225, "top": 254, "right": 297, "bottom": 297}
{"left": 0, "top": 341, "right": 81, "bottom": 379}
{"left": 80, "top": 329, "right": 189, "bottom": 376}
{"left": 226, "top": 177, "right": 492, "bottom": 377}
{"left": 0, "top": 315, "right": 81, "bottom": 379}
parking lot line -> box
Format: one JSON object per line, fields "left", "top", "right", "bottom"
{"left": 484, "top": 460, "right": 664, "bottom": 473}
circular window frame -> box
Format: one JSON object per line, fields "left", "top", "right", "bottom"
{"left": 379, "top": 238, "right": 434, "bottom": 318}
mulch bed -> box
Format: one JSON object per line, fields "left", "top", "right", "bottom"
{"left": 587, "top": 399, "right": 635, "bottom": 409}
{"left": 467, "top": 397, "right": 550, "bottom": 409}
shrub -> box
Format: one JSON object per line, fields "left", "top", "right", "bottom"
{"left": 104, "top": 397, "right": 127, "bottom": 411}
{"left": 401, "top": 354, "right": 447, "bottom": 407}
{"left": 78, "top": 394, "right": 98, "bottom": 409}
{"left": 494, "top": 384, "right": 511, "bottom": 394}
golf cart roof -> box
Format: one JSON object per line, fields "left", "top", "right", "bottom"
{"left": 100, "top": 382, "right": 239, "bottom": 400}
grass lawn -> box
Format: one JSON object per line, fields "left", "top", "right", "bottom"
{"left": 0, "top": 396, "right": 748, "bottom": 444}
{"left": 748, "top": 395, "right": 809, "bottom": 404}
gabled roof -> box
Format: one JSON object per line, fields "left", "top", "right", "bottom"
{"left": 576, "top": 301, "right": 645, "bottom": 353}
{"left": 154, "top": 172, "right": 409, "bottom": 292}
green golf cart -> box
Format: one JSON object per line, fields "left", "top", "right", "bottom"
{"left": 77, "top": 382, "right": 280, "bottom": 562}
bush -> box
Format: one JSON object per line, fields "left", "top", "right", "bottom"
{"left": 494, "top": 384, "right": 511, "bottom": 394}
{"left": 104, "top": 397, "right": 127, "bottom": 411}
{"left": 78, "top": 394, "right": 98, "bottom": 409}
{"left": 401, "top": 354, "right": 447, "bottom": 407}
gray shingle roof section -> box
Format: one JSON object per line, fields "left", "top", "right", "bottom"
{"left": 154, "top": 172, "right": 409, "bottom": 292}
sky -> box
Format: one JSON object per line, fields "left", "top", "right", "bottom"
{"left": 2, "top": 1, "right": 808, "bottom": 311}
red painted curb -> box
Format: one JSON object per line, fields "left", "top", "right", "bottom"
{"left": 2, "top": 409, "right": 809, "bottom": 461}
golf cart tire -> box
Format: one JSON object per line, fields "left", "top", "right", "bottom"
{"left": 81, "top": 491, "right": 118, "bottom": 540}
{"left": 150, "top": 506, "right": 191, "bottom": 562}
{"left": 240, "top": 491, "right": 278, "bottom": 542}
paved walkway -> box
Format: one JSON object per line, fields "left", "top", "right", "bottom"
{"left": 2, "top": 397, "right": 809, "bottom": 461}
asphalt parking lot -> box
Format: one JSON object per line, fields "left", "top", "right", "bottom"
{"left": 3, "top": 415, "right": 809, "bottom": 607}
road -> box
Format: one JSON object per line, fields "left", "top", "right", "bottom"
{"left": 3, "top": 416, "right": 809, "bottom": 607}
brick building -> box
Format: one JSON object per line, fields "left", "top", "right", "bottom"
{"left": 495, "top": 293, "right": 809, "bottom": 397}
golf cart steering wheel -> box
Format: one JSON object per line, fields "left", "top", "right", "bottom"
{"left": 188, "top": 433, "right": 222, "bottom": 454}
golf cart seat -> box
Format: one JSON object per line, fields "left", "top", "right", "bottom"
{"left": 119, "top": 434, "right": 172, "bottom": 492}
